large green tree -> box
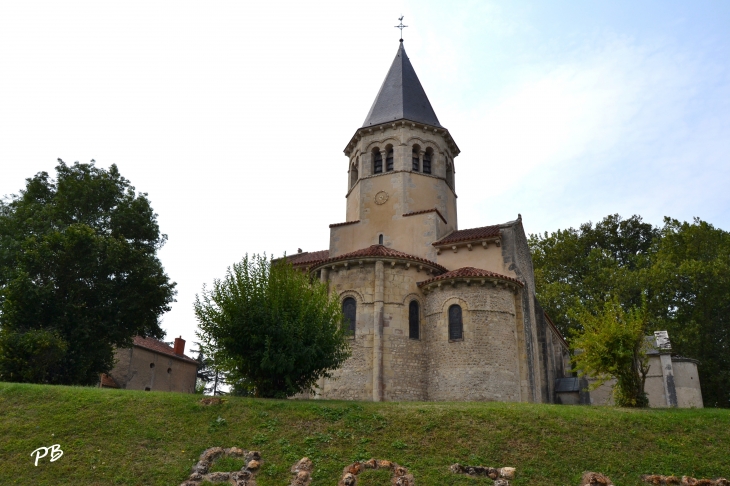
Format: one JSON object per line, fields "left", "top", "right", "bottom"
{"left": 529, "top": 214, "right": 730, "bottom": 407}
{"left": 650, "top": 218, "right": 730, "bottom": 407}
{"left": 0, "top": 160, "right": 176, "bottom": 385}
{"left": 194, "top": 254, "right": 350, "bottom": 398}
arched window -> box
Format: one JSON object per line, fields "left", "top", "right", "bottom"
{"left": 386, "top": 149, "right": 394, "bottom": 171}
{"left": 423, "top": 150, "right": 432, "bottom": 174}
{"left": 448, "top": 304, "right": 463, "bottom": 340}
{"left": 343, "top": 297, "right": 357, "bottom": 334}
{"left": 412, "top": 146, "right": 420, "bottom": 171}
{"left": 378, "top": 234, "right": 383, "bottom": 245}
{"left": 409, "top": 300, "right": 420, "bottom": 340}
{"left": 350, "top": 161, "right": 359, "bottom": 188}
{"left": 373, "top": 150, "right": 383, "bottom": 174}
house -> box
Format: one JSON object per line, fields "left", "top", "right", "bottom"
{"left": 101, "top": 336, "right": 198, "bottom": 393}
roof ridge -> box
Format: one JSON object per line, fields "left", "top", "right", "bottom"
{"left": 312, "top": 244, "right": 446, "bottom": 273}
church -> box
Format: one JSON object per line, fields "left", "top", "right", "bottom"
{"left": 288, "top": 40, "right": 572, "bottom": 403}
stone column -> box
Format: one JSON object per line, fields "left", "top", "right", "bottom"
{"left": 418, "top": 150, "right": 424, "bottom": 173}
{"left": 373, "top": 260, "right": 384, "bottom": 402}
{"left": 655, "top": 331, "right": 677, "bottom": 407}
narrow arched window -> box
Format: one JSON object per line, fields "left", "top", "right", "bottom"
{"left": 386, "top": 149, "right": 394, "bottom": 171}
{"left": 373, "top": 151, "right": 383, "bottom": 174}
{"left": 350, "top": 162, "right": 359, "bottom": 188}
{"left": 343, "top": 297, "right": 356, "bottom": 334}
{"left": 412, "top": 147, "right": 420, "bottom": 171}
{"left": 378, "top": 234, "right": 383, "bottom": 245}
{"left": 448, "top": 304, "right": 462, "bottom": 340}
{"left": 423, "top": 150, "right": 432, "bottom": 174}
{"left": 409, "top": 300, "right": 420, "bottom": 340}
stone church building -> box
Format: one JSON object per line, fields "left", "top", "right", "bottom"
{"left": 287, "top": 40, "right": 571, "bottom": 404}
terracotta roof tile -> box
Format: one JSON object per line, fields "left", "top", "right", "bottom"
{"left": 417, "top": 266, "right": 523, "bottom": 287}
{"left": 402, "top": 208, "right": 447, "bottom": 224}
{"left": 314, "top": 245, "right": 447, "bottom": 273}
{"left": 132, "top": 336, "right": 198, "bottom": 364}
{"left": 329, "top": 220, "right": 360, "bottom": 228}
{"left": 286, "top": 250, "right": 330, "bottom": 267}
{"left": 100, "top": 373, "right": 119, "bottom": 388}
{"left": 433, "top": 224, "right": 501, "bottom": 246}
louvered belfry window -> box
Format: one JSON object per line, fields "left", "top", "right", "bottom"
{"left": 374, "top": 152, "right": 383, "bottom": 174}
{"left": 412, "top": 149, "right": 420, "bottom": 171}
{"left": 386, "top": 150, "right": 394, "bottom": 171}
{"left": 409, "top": 300, "right": 420, "bottom": 340}
{"left": 448, "top": 304, "right": 463, "bottom": 340}
{"left": 423, "top": 151, "right": 432, "bottom": 174}
{"left": 343, "top": 297, "right": 357, "bottom": 334}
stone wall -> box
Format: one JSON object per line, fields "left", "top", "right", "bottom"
{"left": 109, "top": 345, "right": 197, "bottom": 393}
{"left": 424, "top": 283, "right": 523, "bottom": 402}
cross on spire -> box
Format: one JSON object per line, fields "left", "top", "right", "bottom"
{"left": 395, "top": 16, "right": 408, "bottom": 42}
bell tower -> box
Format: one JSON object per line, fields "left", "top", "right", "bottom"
{"left": 330, "top": 41, "right": 460, "bottom": 261}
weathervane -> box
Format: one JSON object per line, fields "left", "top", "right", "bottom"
{"left": 395, "top": 16, "right": 408, "bottom": 42}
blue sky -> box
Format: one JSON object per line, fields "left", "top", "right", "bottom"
{"left": 1, "top": 1, "right": 728, "bottom": 343}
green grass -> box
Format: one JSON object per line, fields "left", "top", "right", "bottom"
{"left": 0, "top": 382, "right": 728, "bottom": 485}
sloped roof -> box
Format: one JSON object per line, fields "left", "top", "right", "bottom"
{"left": 362, "top": 42, "right": 441, "bottom": 128}
{"left": 314, "top": 244, "right": 447, "bottom": 272}
{"left": 132, "top": 336, "right": 198, "bottom": 365}
{"left": 417, "top": 267, "right": 523, "bottom": 287}
{"left": 433, "top": 224, "right": 502, "bottom": 246}
{"left": 286, "top": 250, "right": 330, "bottom": 267}
{"left": 100, "top": 373, "right": 119, "bottom": 388}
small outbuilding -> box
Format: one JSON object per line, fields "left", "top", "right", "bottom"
{"left": 100, "top": 336, "right": 198, "bottom": 393}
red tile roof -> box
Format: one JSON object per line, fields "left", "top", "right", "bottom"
{"left": 286, "top": 250, "right": 330, "bottom": 267}
{"left": 417, "top": 266, "right": 523, "bottom": 287}
{"left": 402, "top": 208, "right": 447, "bottom": 224}
{"left": 313, "top": 245, "right": 447, "bottom": 273}
{"left": 133, "top": 336, "right": 198, "bottom": 364}
{"left": 100, "top": 373, "right": 119, "bottom": 388}
{"left": 329, "top": 220, "right": 360, "bottom": 228}
{"left": 433, "top": 224, "right": 501, "bottom": 246}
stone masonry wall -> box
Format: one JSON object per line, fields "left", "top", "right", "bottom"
{"left": 424, "top": 283, "right": 522, "bottom": 402}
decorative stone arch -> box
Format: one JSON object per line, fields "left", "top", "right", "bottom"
{"left": 404, "top": 136, "right": 441, "bottom": 152}
{"left": 339, "top": 290, "right": 364, "bottom": 337}
{"left": 349, "top": 158, "right": 359, "bottom": 188}
{"left": 401, "top": 292, "right": 424, "bottom": 341}
{"left": 364, "top": 136, "right": 400, "bottom": 154}
{"left": 438, "top": 296, "right": 472, "bottom": 343}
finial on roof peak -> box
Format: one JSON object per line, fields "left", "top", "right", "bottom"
{"left": 395, "top": 15, "right": 407, "bottom": 42}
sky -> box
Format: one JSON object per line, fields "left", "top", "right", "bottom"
{"left": 1, "top": 1, "right": 729, "bottom": 348}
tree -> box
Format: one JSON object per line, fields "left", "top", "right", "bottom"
{"left": 190, "top": 343, "right": 228, "bottom": 396}
{"left": 194, "top": 254, "right": 350, "bottom": 398}
{"left": 571, "top": 299, "right": 650, "bottom": 407}
{"left": 530, "top": 214, "right": 730, "bottom": 407}
{"left": 650, "top": 218, "right": 730, "bottom": 407}
{"left": 529, "top": 214, "right": 658, "bottom": 338}
{"left": 0, "top": 160, "right": 176, "bottom": 385}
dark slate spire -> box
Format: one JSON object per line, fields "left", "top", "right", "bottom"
{"left": 362, "top": 42, "right": 442, "bottom": 128}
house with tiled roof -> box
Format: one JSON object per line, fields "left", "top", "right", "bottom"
{"left": 101, "top": 336, "right": 198, "bottom": 393}
{"left": 287, "top": 40, "right": 570, "bottom": 404}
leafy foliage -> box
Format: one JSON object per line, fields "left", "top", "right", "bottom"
{"left": 194, "top": 254, "right": 350, "bottom": 398}
{"left": 0, "top": 160, "right": 176, "bottom": 385}
{"left": 650, "top": 218, "right": 730, "bottom": 408}
{"left": 570, "top": 299, "right": 650, "bottom": 407}
{"left": 530, "top": 214, "right": 730, "bottom": 407}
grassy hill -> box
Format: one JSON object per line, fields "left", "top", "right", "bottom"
{"left": 1, "top": 382, "right": 728, "bottom": 485}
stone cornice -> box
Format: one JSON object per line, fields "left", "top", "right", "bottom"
{"left": 343, "top": 119, "right": 460, "bottom": 158}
